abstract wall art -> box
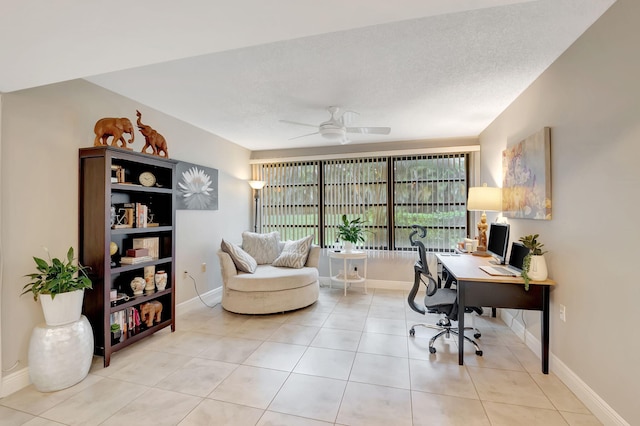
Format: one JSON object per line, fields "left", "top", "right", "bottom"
{"left": 502, "top": 127, "right": 551, "bottom": 220}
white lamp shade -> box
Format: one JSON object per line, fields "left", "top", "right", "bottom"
{"left": 248, "top": 180, "right": 266, "bottom": 190}
{"left": 467, "top": 184, "right": 502, "bottom": 212}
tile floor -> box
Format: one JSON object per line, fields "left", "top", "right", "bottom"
{"left": 0, "top": 287, "right": 601, "bottom": 425}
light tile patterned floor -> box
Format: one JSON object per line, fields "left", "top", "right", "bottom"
{"left": 0, "top": 287, "right": 602, "bottom": 425}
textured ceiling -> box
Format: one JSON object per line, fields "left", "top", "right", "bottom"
{"left": 1, "top": 0, "right": 615, "bottom": 150}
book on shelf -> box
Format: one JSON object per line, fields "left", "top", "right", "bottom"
{"left": 120, "top": 255, "right": 153, "bottom": 265}
{"left": 136, "top": 203, "right": 148, "bottom": 228}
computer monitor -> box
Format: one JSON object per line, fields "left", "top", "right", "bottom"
{"left": 486, "top": 222, "right": 510, "bottom": 265}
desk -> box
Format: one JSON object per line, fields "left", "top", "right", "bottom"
{"left": 435, "top": 253, "right": 555, "bottom": 374}
{"left": 329, "top": 250, "right": 368, "bottom": 296}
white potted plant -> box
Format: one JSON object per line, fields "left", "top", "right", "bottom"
{"left": 519, "top": 234, "right": 548, "bottom": 290}
{"left": 22, "top": 247, "right": 92, "bottom": 326}
{"left": 337, "top": 214, "right": 369, "bottom": 252}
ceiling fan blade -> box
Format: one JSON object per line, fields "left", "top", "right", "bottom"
{"left": 279, "top": 119, "right": 318, "bottom": 128}
{"left": 346, "top": 126, "right": 391, "bottom": 135}
{"left": 289, "top": 131, "right": 319, "bottom": 140}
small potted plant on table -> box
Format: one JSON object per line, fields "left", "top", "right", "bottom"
{"left": 519, "top": 234, "right": 548, "bottom": 290}
{"left": 337, "top": 214, "right": 368, "bottom": 252}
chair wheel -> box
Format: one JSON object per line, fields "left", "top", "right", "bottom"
{"left": 429, "top": 347, "right": 436, "bottom": 354}
{"left": 409, "top": 328, "right": 415, "bottom": 337}
{"left": 474, "top": 333, "right": 481, "bottom": 339}
{"left": 476, "top": 350, "right": 483, "bottom": 356}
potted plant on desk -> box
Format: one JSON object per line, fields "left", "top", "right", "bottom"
{"left": 22, "top": 247, "right": 92, "bottom": 326}
{"left": 337, "top": 214, "right": 369, "bottom": 252}
{"left": 519, "top": 234, "right": 548, "bottom": 290}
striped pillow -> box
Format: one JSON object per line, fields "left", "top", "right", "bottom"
{"left": 272, "top": 235, "right": 314, "bottom": 269}
{"left": 221, "top": 239, "right": 257, "bottom": 273}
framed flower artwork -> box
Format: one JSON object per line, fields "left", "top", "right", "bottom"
{"left": 176, "top": 161, "right": 218, "bottom": 210}
{"left": 502, "top": 127, "right": 551, "bottom": 220}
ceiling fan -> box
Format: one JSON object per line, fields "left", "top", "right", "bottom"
{"left": 280, "top": 106, "right": 391, "bottom": 145}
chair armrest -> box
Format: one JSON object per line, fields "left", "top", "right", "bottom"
{"left": 305, "top": 245, "right": 320, "bottom": 268}
{"left": 217, "top": 250, "right": 238, "bottom": 286}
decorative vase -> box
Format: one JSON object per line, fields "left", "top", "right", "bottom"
{"left": 528, "top": 255, "right": 548, "bottom": 281}
{"left": 144, "top": 265, "right": 156, "bottom": 292}
{"left": 39, "top": 289, "right": 84, "bottom": 326}
{"left": 130, "top": 277, "right": 146, "bottom": 295}
{"left": 344, "top": 242, "right": 354, "bottom": 253}
{"left": 155, "top": 270, "right": 168, "bottom": 291}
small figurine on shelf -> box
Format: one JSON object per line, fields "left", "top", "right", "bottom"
{"left": 93, "top": 117, "right": 135, "bottom": 149}
{"left": 140, "top": 300, "right": 163, "bottom": 327}
{"left": 136, "top": 110, "right": 169, "bottom": 158}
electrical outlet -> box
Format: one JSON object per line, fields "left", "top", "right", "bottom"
{"left": 559, "top": 304, "right": 566, "bottom": 322}
{"left": 183, "top": 270, "right": 188, "bottom": 280}
{"left": 201, "top": 263, "right": 207, "bottom": 273}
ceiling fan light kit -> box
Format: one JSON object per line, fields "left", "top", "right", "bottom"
{"left": 281, "top": 106, "right": 390, "bottom": 144}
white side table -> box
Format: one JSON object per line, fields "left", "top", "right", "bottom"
{"left": 329, "top": 250, "right": 368, "bottom": 296}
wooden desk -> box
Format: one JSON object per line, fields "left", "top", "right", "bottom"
{"left": 435, "top": 253, "right": 556, "bottom": 373}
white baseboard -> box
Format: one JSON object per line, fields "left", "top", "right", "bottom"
{"left": 499, "top": 310, "right": 629, "bottom": 426}
{"left": 176, "top": 287, "right": 222, "bottom": 316}
{"left": 0, "top": 367, "right": 30, "bottom": 398}
{"left": 320, "top": 277, "right": 411, "bottom": 292}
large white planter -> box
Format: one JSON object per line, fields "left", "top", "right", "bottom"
{"left": 343, "top": 242, "right": 354, "bottom": 253}
{"left": 39, "top": 289, "right": 84, "bottom": 326}
{"left": 528, "top": 255, "right": 548, "bottom": 281}
{"left": 29, "top": 315, "right": 93, "bottom": 392}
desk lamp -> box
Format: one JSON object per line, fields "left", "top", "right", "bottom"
{"left": 248, "top": 180, "right": 266, "bottom": 232}
{"left": 467, "top": 183, "right": 502, "bottom": 255}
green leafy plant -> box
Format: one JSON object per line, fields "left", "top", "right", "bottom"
{"left": 337, "top": 214, "right": 369, "bottom": 244}
{"left": 22, "top": 247, "right": 92, "bottom": 301}
{"left": 518, "top": 234, "right": 547, "bottom": 290}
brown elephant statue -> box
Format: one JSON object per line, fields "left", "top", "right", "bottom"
{"left": 139, "top": 300, "right": 163, "bottom": 327}
{"left": 94, "top": 117, "right": 135, "bottom": 149}
{"left": 136, "top": 110, "right": 169, "bottom": 158}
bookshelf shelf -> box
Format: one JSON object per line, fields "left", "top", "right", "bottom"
{"left": 79, "top": 146, "right": 177, "bottom": 367}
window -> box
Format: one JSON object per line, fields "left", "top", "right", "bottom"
{"left": 324, "top": 158, "right": 388, "bottom": 250}
{"left": 253, "top": 153, "right": 468, "bottom": 250}
{"left": 393, "top": 155, "right": 467, "bottom": 251}
{"left": 257, "top": 162, "right": 320, "bottom": 242}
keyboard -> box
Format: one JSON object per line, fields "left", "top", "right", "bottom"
{"left": 479, "top": 265, "right": 518, "bottom": 276}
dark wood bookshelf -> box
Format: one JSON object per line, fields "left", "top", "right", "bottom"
{"left": 79, "top": 146, "right": 177, "bottom": 367}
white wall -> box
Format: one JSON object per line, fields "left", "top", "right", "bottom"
{"left": 479, "top": 0, "right": 639, "bottom": 424}
{"left": 0, "top": 80, "right": 251, "bottom": 384}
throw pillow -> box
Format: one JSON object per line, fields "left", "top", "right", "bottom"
{"left": 272, "top": 235, "right": 314, "bottom": 269}
{"left": 221, "top": 239, "right": 257, "bottom": 273}
{"left": 242, "top": 231, "right": 281, "bottom": 264}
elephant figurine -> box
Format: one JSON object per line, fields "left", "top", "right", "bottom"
{"left": 94, "top": 117, "right": 135, "bottom": 149}
{"left": 139, "top": 300, "right": 163, "bottom": 327}
{"left": 136, "top": 110, "right": 169, "bottom": 158}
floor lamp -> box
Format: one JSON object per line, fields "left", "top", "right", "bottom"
{"left": 248, "top": 180, "right": 266, "bottom": 233}
{"left": 467, "top": 183, "right": 502, "bottom": 255}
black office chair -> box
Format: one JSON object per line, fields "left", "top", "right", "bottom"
{"left": 407, "top": 225, "right": 483, "bottom": 356}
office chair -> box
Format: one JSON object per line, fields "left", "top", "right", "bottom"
{"left": 407, "top": 225, "right": 483, "bottom": 356}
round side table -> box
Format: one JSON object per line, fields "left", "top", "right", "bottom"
{"left": 328, "top": 250, "right": 368, "bottom": 296}
{"left": 28, "top": 315, "right": 94, "bottom": 392}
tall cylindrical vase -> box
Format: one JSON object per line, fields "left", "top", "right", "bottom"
{"left": 528, "top": 255, "right": 548, "bottom": 281}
